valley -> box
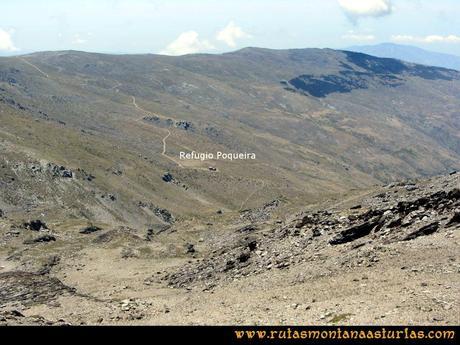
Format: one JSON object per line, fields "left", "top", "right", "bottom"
{"left": 0, "top": 47, "right": 459, "bottom": 325}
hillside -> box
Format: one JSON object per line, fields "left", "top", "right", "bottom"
{"left": 1, "top": 172, "right": 458, "bottom": 324}
{"left": 1, "top": 48, "right": 459, "bottom": 231}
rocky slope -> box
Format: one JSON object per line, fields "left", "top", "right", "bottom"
{"left": 166, "top": 172, "right": 460, "bottom": 291}
{"left": 0, "top": 172, "right": 458, "bottom": 325}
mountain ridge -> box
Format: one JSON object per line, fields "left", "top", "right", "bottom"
{"left": 347, "top": 42, "right": 460, "bottom": 71}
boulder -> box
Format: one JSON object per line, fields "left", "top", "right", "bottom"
{"left": 24, "top": 235, "right": 56, "bottom": 244}
{"left": 237, "top": 251, "right": 250, "bottom": 263}
{"left": 61, "top": 170, "right": 73, "bottom": 178}
{"left": 47, "top": 163, "right": 73, "bottom": 178}
{"left": 329, "top": 220, "right": 380, "bottom": 245}
{"left": 175, "top": 121, "right": 192, "bottom": 130}
{"left": 247, "top": 240, "right": 257, "bottom": 251}
{"left": 24, "top": 220, "right": 48, "bottom": 231}
{"left": 447, "top": 188, "right": 460, "bottom": 200}
{"left": 403, "top": 222, "right": 439, "bottom": 241}
{"left": 162, "top": 172, "right": 173, "bottom": 183}
{"left": 153, "top": 207, "right": 174, "bottom": 224}
{"left": 312, "top": 228, "right": 322, "bottom": 237}
{"left": 405, "top": 185, "right": 418, "bottom": 191}
{"left": 145, "top": 228, "right": 154, "bottom": 241}
{"left": 446, "top": 213, "right": 460, "bottom": 228}
{"left": 185, "top": 243, "right": 195, "bottom": 254}
{"left": 223, "top": 260, "right": 235, "bottom": 272}
{"left": 295, "top": 215, "right": 314, "bottom": 228}
{"left": 79, "top": 225, "right": 102, "bottom": 234}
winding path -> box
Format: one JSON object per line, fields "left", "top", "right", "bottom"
{"left": 130, "top": 96, "right": 184, "bottom": 168}
{"left": 111, "top": 81, "right": 122, "bottom": 90}
{"left": 239, "top": 181, "right": 266, "bottom": 211}
{"left": 162, "top": 130, "right": 171, "bottom": 155}
{"left": 17, "top": 57, "right": 50, "bottom": 78}
{"left": 131, "top": 96, "right": 177, "bottom": 121}
{"left": 130, "top": 94, "right": 266, "bottom": 210}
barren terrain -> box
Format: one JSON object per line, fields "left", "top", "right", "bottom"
{"left": 0, "top": 48, "right": 459, "bottom": 325}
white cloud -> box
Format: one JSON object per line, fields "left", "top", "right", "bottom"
{"left": 74, "top": 38, "right": 87, "bottom": 44}
{"left": 338, "top": 0, "right": 392, "bottom": 20}
{"left": 73, "top": 34, "right": 87, "bottom": 44}
{"left": 160, "top": 31, "right": 214, "bottom": 56}
{"left": 216, "top": 21, "right": 251, "bottom": 47}
{"left": 342, "top": 32, "right": 376, "bottom": 41}
{"left": 0, "top": 28, "right": 18, "bottom": 52}
{"left": 391, "top": 34, "right": 460, "bottom": 44}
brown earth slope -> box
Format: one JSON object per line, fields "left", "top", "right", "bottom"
{"left": 0, "top": 172, "right": 458, "bottom": 325}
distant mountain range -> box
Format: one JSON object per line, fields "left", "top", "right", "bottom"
{"left": 347, "top": 43, "right": 460, "bottom": 71}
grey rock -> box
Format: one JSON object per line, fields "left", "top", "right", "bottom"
{"left": 403, "top": 222, "right": 439, "bottom": 241}
{"left": 162, "top": 172, "right": 174, "bottom": 183}
{"left": 23, "top": 220, "right": 48, "bottom": 231}
{"left": 329, "top": 220, "right": 380, "bottom": 245}
{"left": 24, "top": 235, "right": 56, "bottom": 244}
{"left": 186, "top": 243, "right": 196, "bottom": 254}
{"left": 405, "top": 185, "right": 418, "bottom": 191}
{"left": 445, "top": 212, "right": 460, "bottom": 228}
{"left": 79, "top": 225, "right": 102, "bottom": 234}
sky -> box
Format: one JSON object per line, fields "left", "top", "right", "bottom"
{"left": 1, "top": 0, "right": 460, "bottom": 56}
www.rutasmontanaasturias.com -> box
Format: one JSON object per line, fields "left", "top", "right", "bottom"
{"left": 179, "top": 151, "right": 256, "bottom": 161}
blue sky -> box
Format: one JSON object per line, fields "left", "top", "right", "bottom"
{"left": 1, "top": 0, "right": 460, "bottom": 56}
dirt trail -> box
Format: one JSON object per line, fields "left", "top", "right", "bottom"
{"left": 239, "top": 181, "right": 266, "bottom": 211}
{"left": 130, "top": 96, "right": 215, "bottom": 172}
{"left": 18, "top": 57, "right": 50, "bottom": 78}
{"left": 162, "top": 130, "right": 171, "bottom": 155}
{"left": 111, "top": 81, "right": 122, "bottom": 91}
{"left": 129, "top": 96, "right": 220, "bottom": 172}
{"left": 160, "top": 130, "right": 184, "bottom": 168}
{"left": 130, "top": 96, "right": 265, "bottom": 208}
{"left": 129, "top": 96, "right": 182, "bottom": 166}
{"left": 131, "top": 96, "right": 178, "bottom": 122}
